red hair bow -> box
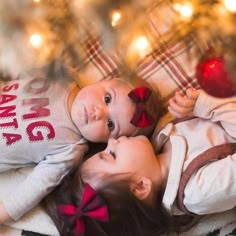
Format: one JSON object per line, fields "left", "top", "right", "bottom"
{"left": 128, "top": 86, "right": 154, "bottom": 127}
{"left": 58, "top": 183, "right": 109, "bottom": 236}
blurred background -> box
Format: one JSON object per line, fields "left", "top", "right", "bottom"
{"left": 0, "top": 0, "right": 235, "bottom": 97}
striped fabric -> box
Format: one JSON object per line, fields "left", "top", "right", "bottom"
{"left": 136, "top": 39, "right": 200, "bottom": 105}
{"left": 79, "top": 31, "right": 120, "bottom": 80}
{"left": 78, "top": 21, "right": 201, "bottom": 108}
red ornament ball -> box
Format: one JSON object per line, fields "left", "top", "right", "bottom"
{"left": 196, "top": 57, "right": 236, "bottom": 98}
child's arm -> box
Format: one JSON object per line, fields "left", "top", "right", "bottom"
{"left": 0, "top": 202, "right": 12, "bottom": 224}
{"left": 183, "top": 153, "right": 236, "bottom": 215}
{"left": 168, "top": 88, "right": 200, "bottom": 118}
{"left": 193, "top": 90, "right": 236, "bottom": 139}
{"left": 169, "top": 88, "right": 236, "bottom": 139}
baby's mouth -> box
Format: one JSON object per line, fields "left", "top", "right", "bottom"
{"left": 84, "top": 106, "right": 88, "bottom": 124}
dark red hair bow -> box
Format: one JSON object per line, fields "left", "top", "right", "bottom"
{"left": 128, "top": 86, "right": 154, "bottom": 127}
{"left": 58, "top": 183, "right": 109, "bottom": 236}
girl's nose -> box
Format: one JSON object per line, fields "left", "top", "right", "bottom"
{"left": 108, "top": 137, "right": 119, "bottom": 147}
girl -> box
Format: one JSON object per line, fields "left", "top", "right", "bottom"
{"left": 0, "top": 70, "right": 163, "bottom": 226}
{"left": 47, "top": 88, "right": 236, "bottom": 236}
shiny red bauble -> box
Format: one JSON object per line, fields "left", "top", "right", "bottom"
{"left": 196, "top": 56, "right": 236, "bottom": 98}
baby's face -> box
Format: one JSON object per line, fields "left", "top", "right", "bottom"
{"left": 81, "top": 135, "right": 157, "bottom": 190}
{"left": 71, "top": 78, "right": 137, "bottom": 142}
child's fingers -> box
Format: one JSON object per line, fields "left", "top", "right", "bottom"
{"left": 168, "top": 88, "right": 200, "bottom": 118}
{"left": 168, "top": 104, "right": 192, "bottom": 118}
{"left": 168, "top": 97, "right": 193, "bottom": 118}
{"left": 186, "top": 88, "right": 201, "bottom": 100}
{"left": 174, "top": 91, "right": 195, "bottom": 108}
{"left": 168, "top": 104, "right": 182, "bottom": 118}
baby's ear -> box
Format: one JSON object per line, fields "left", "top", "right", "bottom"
{"left": 130, "top": 177, "right": 152, "bottom": 201}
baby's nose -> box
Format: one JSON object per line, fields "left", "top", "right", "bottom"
{"left": 94, "top": 105, "right": 107, "bottom": 120}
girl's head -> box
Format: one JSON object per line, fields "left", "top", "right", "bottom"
{"left": 81, "top": 135, "right": 161, "bottom": 205}
{"left": 80, "top": 136, "right": 174, "bottom": 236}
{"left": 50, "top": 136, "right": 173, "bottom": 236}
{"left": 71, "top": 75, "right": 163, "bottom": 142}
{"left": 80, "top": 136, "right": 193, "bottom": 235}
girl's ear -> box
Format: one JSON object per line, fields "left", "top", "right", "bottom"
{"left": 130, "top": 177, "right": 152, "bottom": 201}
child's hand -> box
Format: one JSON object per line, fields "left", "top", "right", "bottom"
{"left": 0, "top": 201, "right": 12, "bottom": 224}
{"left": 168, "top": 88, "right": 201, "bottom": 118}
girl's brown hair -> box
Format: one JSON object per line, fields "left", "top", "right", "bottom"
{"left": 44, "top": 166, "right": 194, "bottom": 236}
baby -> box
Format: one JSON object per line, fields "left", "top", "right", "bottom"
{"left": 0, "top": 71, "right": 163, "bottom": 225}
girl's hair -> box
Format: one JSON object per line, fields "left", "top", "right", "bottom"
{"left": 44, "top": 166, "right": 195, "bottom": 236}
{"left": 113, "top": 71, "right": 165, "bottom": 137}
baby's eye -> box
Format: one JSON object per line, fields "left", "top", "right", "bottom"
{"left": 107, "top": 119, "right": 115, "bottom": 131}
{"left": 104, "top": 93, "right": 111, "bottom": 105}
{"left": 109, "top": 150, "right": 116, "bottom": 159}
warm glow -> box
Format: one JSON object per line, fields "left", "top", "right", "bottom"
{"left": 174, "top": 2, "right": 194, "bottom": 18}
{"left": 29, "top": 33, "right": 43, "bottom": 48}
{"left": 126, "top": 35, "right": 151, "bottom": 67}
{"left": 111, "top": 10, "right": 122, "bottom": 27}
{"left": 130, "top": 36, "right": 151, "bottom": 59}
{"left": 135, "top": 36, "right": 150, "bottom": 51}
{"left": 223, "top": 0, "right": 236, "bottom": 12}
{"left": 33, "top": 0, "right": 41, "bottom": 2}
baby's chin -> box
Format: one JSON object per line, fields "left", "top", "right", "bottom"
{"left": 131, "top": 124, "right": 155, "bottom": 137}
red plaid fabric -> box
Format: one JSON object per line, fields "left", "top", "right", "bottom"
{"left": 136, "top": 39, "right": 200, "bottom": 105}
{"left": 80, "top": 31, "right": 119, "bottom": 80}
{"left": 78, "top": 4, "right": 201, "bottom": 107}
